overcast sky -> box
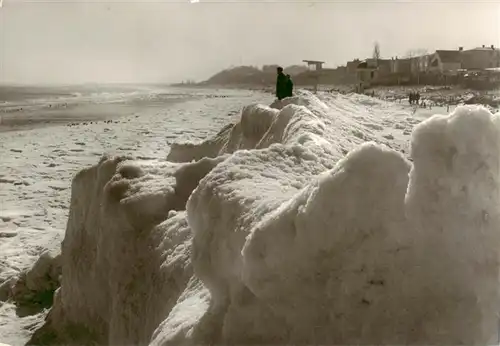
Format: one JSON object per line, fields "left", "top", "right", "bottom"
{"left": 0, "top": 0, "right": 498, "bottom": 84}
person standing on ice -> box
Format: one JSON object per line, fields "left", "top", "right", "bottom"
{"left": 285, "top": 74, "right": 294, "bottom": 98}
{"left": 276, "top": 66, "right": 288, "bottom": 100}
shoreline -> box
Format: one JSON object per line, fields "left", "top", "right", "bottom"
{"left": 0, "top": 86, "right": 273, "bottom": 134}
{"left": 0, "top": 96, "right": 198, "bottom": 133}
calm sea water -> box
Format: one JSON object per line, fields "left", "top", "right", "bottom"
{"left": 0, "top": 84, "right": 216, "bottom": 131}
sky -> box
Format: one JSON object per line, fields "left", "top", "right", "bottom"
{"left": 0, "top": 0, "right": 499, "bottom": 85}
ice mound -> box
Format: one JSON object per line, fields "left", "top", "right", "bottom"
{"left": 181, "top": 142, "right": 410, "bottom": 345}
{"left": 30, "top": 91, "right": 500, "bottom": 345}
{"left": 27, "top": 156, "right": 223, "bottom": 345}
{"left": 166, "top": 123, "right": 234, "bottom": 163}
{"left": 404, "top": 106, "right": 500, "bottom": 344}
{"left": 9, "top": 250, "right": 61, "bottom": 313}
{"left": 169, "top": 90, "right": 404, "bottom": 167}
{"left": 167, "top": 104, "right": 279, "bottom": 162}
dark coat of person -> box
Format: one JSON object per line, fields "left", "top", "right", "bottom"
{"left": 285, "top": 74, "right": 294, "bottom": 98}
{"left": 276, "top": 70, "right": 288, "bottom": 100}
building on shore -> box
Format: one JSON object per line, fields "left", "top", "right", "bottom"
{"left": 293, "top": 44, "right": 500, "bottom": 91}
{"left": 428, "top": 50, "right": 462, "bottom": 74}
{"left": 460, "top": 45, "right": 500, "bottom": 70}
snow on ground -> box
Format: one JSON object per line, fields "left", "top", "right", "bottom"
{"left": 4, "top": 88, "right": 499, "bottom": 345}
{"left": 0, "top": 88, "right": 273, "bottom": 346}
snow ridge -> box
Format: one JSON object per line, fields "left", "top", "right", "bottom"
{"left": 28, "top": 90, "right": 500, "bottom": 345}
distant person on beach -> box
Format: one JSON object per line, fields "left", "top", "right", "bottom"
{"left": 285, "top": 74, "right": 294, "bottom": 98}
{"left": 276, "top": 66, "right": 288, "bottom": 100}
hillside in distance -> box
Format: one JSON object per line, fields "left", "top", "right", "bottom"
{"left": 200, "top": 64, "right": 309, "bottom": 87}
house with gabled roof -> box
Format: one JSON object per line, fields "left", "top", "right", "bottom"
{"left": 428, "top": 50, "right": 462, "bottom": 74}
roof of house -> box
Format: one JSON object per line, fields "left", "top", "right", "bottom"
{"left": 303, "top": 60, "right": 325, "bottom": 64}
{"left": 436, "top": 50, "right": 462, "bottom": 63}
{"left": 356, "top": 60, "right": 380, "bottom": 70}
{"left": 466, "top": 47, "right": 498, "bottom": 51}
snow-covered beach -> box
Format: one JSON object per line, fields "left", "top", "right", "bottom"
{"left": 2, "top": 86, "right": 500, "bottom": 345}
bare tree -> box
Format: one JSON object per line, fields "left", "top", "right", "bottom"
{"left": 373, "top": 42, "right": 381, "bottom": 64}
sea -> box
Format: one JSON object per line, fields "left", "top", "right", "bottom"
{"left": 0, "top": 84, "right": 218, "bottom": 131}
